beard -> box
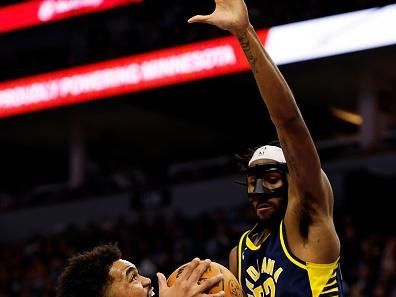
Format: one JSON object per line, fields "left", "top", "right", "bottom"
{"left": 250, "top": 195, "right": 287, "bottom": 229}
{"left": 255, "top": 208, "right": 284, "bottom": 229}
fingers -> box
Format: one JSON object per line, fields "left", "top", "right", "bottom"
{"left": 178, "top": 258, "right": 201, "bottom": 280}
{"left": 199, "top": 273, "right": 223, "bottom": 291}
{"left": 188, "top": 15, "right": 211, "bottom": 24}
{"left": 157, "top": 272, "right": 167, "bottom": 288}
{"left": 157, "top": 272, "right": 168, "bottom": 291}
{"left": 188, "top": 259, "right": 211, "bottom": 282}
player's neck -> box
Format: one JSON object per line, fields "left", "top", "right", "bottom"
{"left": 251, "top": 227, "right": 271, "bottom": 246}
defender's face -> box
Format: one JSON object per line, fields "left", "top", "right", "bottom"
{"left": 249, "top": 194, "right": 284, "bottom": 223}
{"left": 247, "top": 159, "right": 287, "bottom": 224}
{"left": 247, "top": 167, "right": 284, "bottom": 193}
{"left": 106, "top": 259, "right": 153, "bottom": 297}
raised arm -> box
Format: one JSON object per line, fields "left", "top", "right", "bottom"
{"left": 189, "top": 0, "right": 339, "bottom": 262}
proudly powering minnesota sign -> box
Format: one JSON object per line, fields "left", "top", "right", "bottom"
{"left": 0, "top": 3, "right": 395, "bottom": 118}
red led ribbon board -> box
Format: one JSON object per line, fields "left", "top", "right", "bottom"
{"left": 0, "top": 30, "right": 269, "bottom": 118}
{"left": 0, "top": 0, "right": 143, "bottom": 34}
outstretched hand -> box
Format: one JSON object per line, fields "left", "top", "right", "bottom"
{"left": 157, "top": 258, "right": 224, "bottom": 297}
{"left": 188, "top": 0, "right": 250, "bottom": 36}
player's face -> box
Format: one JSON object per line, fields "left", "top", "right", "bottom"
{"left": 247, "top": 159, "right": 287, "bottom": 225}
{"left": 249, "top": 194, "right": 284, "bottom": 224}
{"left": 106, "top": 259, "right": 154, "bottom": 297}
{"left": 247, "top": 168, "right": 284, "bottom": 193}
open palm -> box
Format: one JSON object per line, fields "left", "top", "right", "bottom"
{"left": 188, "top": 0, "right": 250, "bottom": 35}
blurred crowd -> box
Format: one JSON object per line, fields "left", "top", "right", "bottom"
{"left": 0, "top": 204, "right": 395, "bottom": 297}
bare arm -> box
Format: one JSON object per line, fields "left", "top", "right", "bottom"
{"left": 235, "top": 26, "right": 330, "bottom": 213}
{"left": 189, "top": 0, "right": 339, "bottom": 262}
{"left": 228, "top": 246, "right": 238, "bottom": 278}
{"left": 229, "top": 247, "right": 247, "bottom": 296}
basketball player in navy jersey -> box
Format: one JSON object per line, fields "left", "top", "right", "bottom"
{"left": 188, "top": 1, "right": 345, "bottom": 296}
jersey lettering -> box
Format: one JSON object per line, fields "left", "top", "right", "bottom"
{"left": 244, "top": 257, "right": 283, "bottom": 297}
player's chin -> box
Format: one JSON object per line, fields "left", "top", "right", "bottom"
{"left": 256, "top": 208, "right": 277, "bottom": 222}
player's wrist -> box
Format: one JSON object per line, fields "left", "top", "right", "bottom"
{"left": 233, "top": 23, "right": 253, "bottom": 38}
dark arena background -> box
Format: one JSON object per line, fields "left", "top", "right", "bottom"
{"left": 0, "top": 0, "right": 396, "bottom": 296}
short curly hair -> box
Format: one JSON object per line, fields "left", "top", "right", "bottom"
{"left": 56, "top": 244, "right": 121, "bottom": 297}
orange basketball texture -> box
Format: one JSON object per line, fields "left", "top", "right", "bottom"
{"left": 167, "top": 262, "right": 243, "bottom": 297}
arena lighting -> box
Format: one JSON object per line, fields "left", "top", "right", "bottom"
{"left": 330, "top": 108, "right": 363, "bottom": 126}
{"left": 0, "top": 4, "right": 395, "bottom": 118}
{"left": 0, "top": 0, "right": 143, "bottom": 34}
{"left": 265, "top": 4, "right": 396, "bottom": 64}
{"left": 0, "top": 35, "right": 258, "bottom": 118}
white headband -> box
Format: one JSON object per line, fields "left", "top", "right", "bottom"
{"left": 248, "top": 145, "right": 286, "bottom": 166}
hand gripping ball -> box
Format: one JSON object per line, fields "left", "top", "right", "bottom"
{"left": 167, "top": 262, "right": 243, "bottom": 297}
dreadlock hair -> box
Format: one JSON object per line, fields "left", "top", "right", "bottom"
{"left": 56, "top": 244, "right": 121, "bottom": 297}
{"left": 235, "top": 140, "right": 282, "bottom": 174}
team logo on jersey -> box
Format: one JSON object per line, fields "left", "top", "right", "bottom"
{"left": 244, "top": 257, "right": 283, "bottom": 297}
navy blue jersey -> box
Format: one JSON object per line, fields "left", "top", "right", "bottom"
{"left": 237, "top": 221, "right": 345, "bottom": 297}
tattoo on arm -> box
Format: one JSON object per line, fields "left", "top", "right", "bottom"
{"left": 238, "top": 33, "right": 258, "bottom": 74}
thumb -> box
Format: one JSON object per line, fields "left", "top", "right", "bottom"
{"left": 157, "top": 272, "right": 168, "bottom": 291}
{"left": 187, "top": 14, "right": 212, "bottom": 24}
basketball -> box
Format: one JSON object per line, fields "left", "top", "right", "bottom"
{"left": 167, "top": 262, "right": 243, "bottom": 297}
